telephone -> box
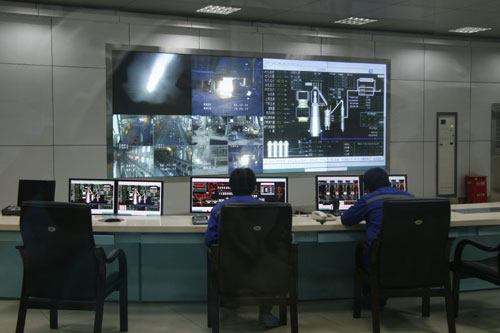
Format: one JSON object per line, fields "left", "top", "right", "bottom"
{"left": 311, "top": 210, "right": 337, "bottom": 223}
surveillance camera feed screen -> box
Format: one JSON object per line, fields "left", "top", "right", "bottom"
{"left": 116, "top": 180, "right": 163, "bottom": 216}
{"left": 316, "top": 175, "right": 361, "bottom": 211}
{"left": 69, "top": 179, "right": 115, "bottom": 215}
{"left": 109, "top": 49, "right": 388, "bottom": 177}
{"left": 190, "top": 177, "right": 288, "bottom": 213}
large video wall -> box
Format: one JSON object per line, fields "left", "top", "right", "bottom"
{"left": 107, "top": 47, "right": 389, "bottom": 178}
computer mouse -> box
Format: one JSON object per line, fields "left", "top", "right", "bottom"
{"left": 104, "top": 218, "right": 122, "bottom": 223}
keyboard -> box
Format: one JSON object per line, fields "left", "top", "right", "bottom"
{"left": 1, "top": 205, "right": 21, "bottom": 216}
{"left": 192, "top": 215, "right": 209, "bottom": 225}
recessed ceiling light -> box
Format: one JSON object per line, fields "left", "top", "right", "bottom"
{"left": 195, "top": 5, "right": 241, "bottom": 15}
{"left": 334, "top": 17, "right": 378, "bottom": 25}
{"left": 449, "top": 27, "right": 492, "bottom": 33}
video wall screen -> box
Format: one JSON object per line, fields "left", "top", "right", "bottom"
{"left": 108, "top": 47, "right": 389, "bottom": 177}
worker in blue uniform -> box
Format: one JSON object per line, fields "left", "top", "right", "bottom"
{"left": 204, "top": 168, "right": 261, "bottom": 246}
{"left": 341, "top": 167, "right": 414, "bottom": 243}
{"left": 342, "top": 167, "right": 414, "bottom": 308}
{"left": 204, "top": 167, "right": 279, "bottom": 328}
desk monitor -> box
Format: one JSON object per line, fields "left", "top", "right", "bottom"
{"left": 17, "top": 179, "right": 56, "bottom": 206}
{"left": 190, "top": 177, "right": 232, "bottom": 213}
{"left": 389, "top": 174, "right": 407, "bottom": 192}
{"left": 190, "top": 176, "right": 289, "bottom": 213}
{"left": 255, "top": 177, "right": 288, "bottom": 203}
{"left": 316, "top": 175, "right": 361, "bottom": 211}
{"left": 68, "top": 179, "right": 115, "bottom": 215}
{"left": 116, "top": 180, "right": 163, "bottom": 216}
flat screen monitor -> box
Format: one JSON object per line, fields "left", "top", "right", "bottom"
{"left": 190, "top": 176, "right": 289, "bottom": 213}
{"left": 68, "top": 179, "right": 115, "bottom": 215}
{"left": 108, "top": 47, "right": 389, "bottom": 178}
{"left": 17, "top": 179, "right": 56, "bottom": 206}
{"left": 316, "top": 175, "right": 361, "bottom": 211}
{"left": 116, "top": 180, "right": 163, "bottom": 216}
{"left": 389, "top": 174, "right": 407, "bottom": 192}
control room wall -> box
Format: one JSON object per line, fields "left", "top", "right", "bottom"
{"left": 0, "top": 3, "right": 498, "bottom": 212}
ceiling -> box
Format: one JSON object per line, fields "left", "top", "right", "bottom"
{"left": 17, "top": 0, "right": 500, "bottom": 39}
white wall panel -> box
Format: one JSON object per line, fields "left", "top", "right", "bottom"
{"left": 425, "top": 44, "right": 470, "bottom": 82}
{"left": 390, "top": 80, "right": 424, "bottom": 142}
{"left": 53, "top": 145, "right": 106, "bottom": 201}
{"left": 0, "top": 16, "right": 51, "bottom": 65}
{"left": 263, "top": 34, "right": 320, "bottom": 55}
{"left": 423, "top": 142, "right": 436, "bottom": 197}
{"left": 375, "top": 41, "right": 424, "bottom": 81}
{"left": 457, "top": 141, "right": 470, "bottom": 198}
{"left": 0, "top": 64, "right": 53, "bottom": 145}
{"left": 321, "top": 38, "right": 374, "bottom": 58}
{"left": 0, "top": 146, "right": 54, "bottom": 208}
{"left": 130, "top": 25, "right": 199, "bottom": 49}
{"left": 52, "top": 18, "right": 128, "bottom": 68}
{"left": 469, "top": 141, "right": 491, "bottom": 194}
{"left": 389, "top": 142, "right": 424, "bottom": 196}
{"left": 423, "top": 81, "right": 470, "bottom": 141}
{"left": 163, "top": 180, "right": 190, "bottom": 214}
{"left": 200, "top": 30, "right": 262, "bottom": 52}
{"left": 53, "top": 67, "right": 106, "bottom": 145}
{"left": 470, "top": 82, "right": 500, "bottom": 141}
{"left": 471, "top": 47, "right": 500, "bottom": 83}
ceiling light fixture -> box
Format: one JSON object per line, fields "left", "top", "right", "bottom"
{"left": 334, "top": 17, "right": 378, "bottom": 25}
{"left": 449, "top": 27, "right": 492, "bottom": 33}
{"left": 195, "top": 5, "right": 241, "bottom": 15}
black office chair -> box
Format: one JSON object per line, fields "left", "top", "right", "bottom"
{"left": 353, "top": 198, "right": 455, "bottom": 333}
{"left": 15, "top": 201, "right": 128, "bottom": 333}
{"left": 451, "top": 239, "right": 500, "bottom": 316}
{"left": 207, "top": 202, "right": 298, "bottom": 333}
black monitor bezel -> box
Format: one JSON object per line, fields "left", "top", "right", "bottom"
{"left": 115, "top": 179, "right": 164, "bottom": 216}
{"left": 255, "top": 176, "right": 289, "bottom": 204}
{"left": 388, "top": 174, "right": 408, "bottom": 192}
{"left": 189, "top": 176, "right": 230, "bottom": 214}
{"left": 315, "top": 174, "right": 362, "bottom": 211}
{"left": 68, "top": 178, "right": 117, "bottom": 215}
{"left": 17, "top": 179, "right": 56, "bottom": 206}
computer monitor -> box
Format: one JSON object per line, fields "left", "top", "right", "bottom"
{"left": 116, "top": 180, "right": 163, "bottom": 216}
{"left": 17, "top": 179, "right": 56, "bottom": 206}
{"left": 68, "top": 179, "right": 115, "bottom": 215}
{"left": 190, "top": 176, "right": 289, "bottom": 213}
{"left": 190, "top": 177, "right": 232, "bottom": 213}
{"left": 316, "top": 175, "right": 361, "bottom": 211}
{"left": 389, "top": 174, "right": 407, "bottom": 192}
{"left": 255, "top": 177, "right": 288, "bottom": 203}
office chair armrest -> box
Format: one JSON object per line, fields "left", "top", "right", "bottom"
{"left": 106, "top": 248, "right": 127, "bottom": 276}
{"left": 454, "top": 239, "right": 500, "bottom": 263}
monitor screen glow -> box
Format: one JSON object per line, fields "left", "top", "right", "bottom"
{"left": 316, "top": 175, "right": 361, "bottom": 211}
{"left": 190, "top": 176, "right": 288, "bottom": 213}
{"left": 116, "top": 180, "right": 163, "bottom": 216}
{"left": 388, "top": 175, "right": 407, "bottom": 192}
{"left": 68, "top": 179, "right": 115, "bottom": 215}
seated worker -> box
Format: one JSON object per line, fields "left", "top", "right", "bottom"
{"left": 341, "top": 167, "right": 413, "bottom": 308}
{"left": 341, "top": 167, "right": 414, "bottom": 243}
{"left": 204, "top": 167, "right": 279, "bottom": 328}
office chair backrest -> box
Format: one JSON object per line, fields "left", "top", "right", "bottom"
{"left": 20, "top": 201, "right": 98, "bottom": 300}
{"left": 217, "top": 202, "right": 293, "bottom": 297}
{"left": 17, "top": 179, "right": 56, "bottom": 206}
{"left": 378, "top": 198, "right": 451, "bottom": 288}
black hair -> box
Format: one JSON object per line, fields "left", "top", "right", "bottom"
{"left": 229, "top": 168, "right": 256, "bottom": 196}
{"left": 363, "top": 167, "right": 390, "bottom": 192}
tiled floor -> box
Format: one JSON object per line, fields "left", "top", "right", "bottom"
{"left": 4, "top": 289, "right": 500, "bottom": 332}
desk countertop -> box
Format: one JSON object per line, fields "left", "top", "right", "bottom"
{"left": 1, "top": 202, "right": 500, "bottom": 233}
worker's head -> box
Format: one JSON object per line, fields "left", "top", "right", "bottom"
{"left": 229, "top": 168, "right": 256, "bottom": 196}
{"left": 363, "top": 167, "right": 390, "bottom": 193}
